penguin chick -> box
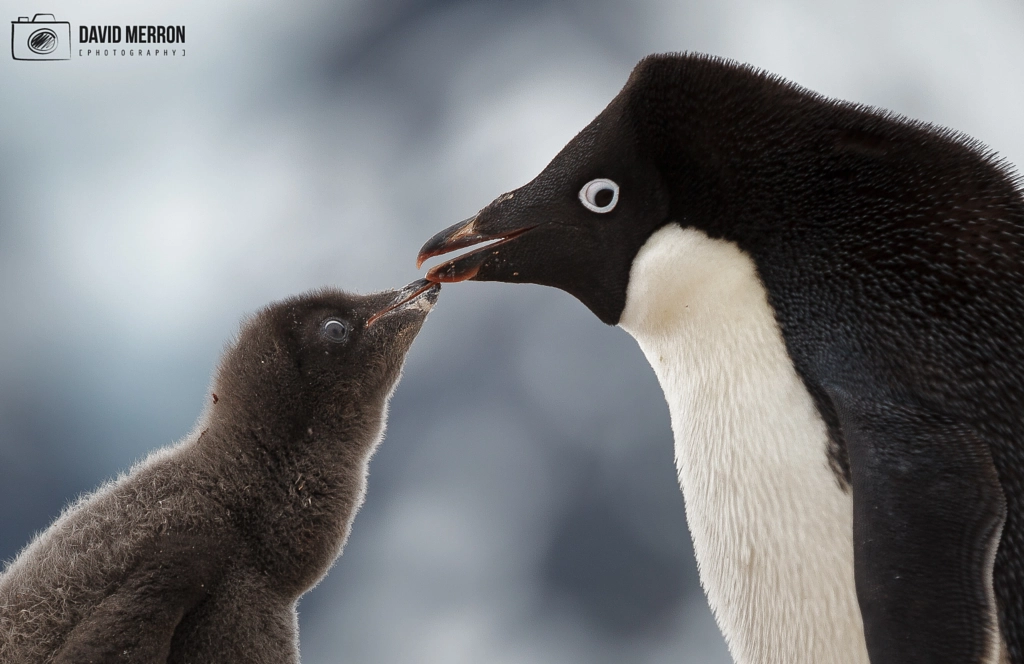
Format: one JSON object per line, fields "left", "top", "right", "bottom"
{"left": 419, "top": 53, "right": 1024, "bottom": 664}
{"left": 0, "top": 279, "right": 440, "bottom": 664}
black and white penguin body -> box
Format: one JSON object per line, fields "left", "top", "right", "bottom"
{"left": 0, "top": 280, "right": 439, "bottom": 663}
{"left": 419, "top": 54, "right": 1023, "bottom": 664}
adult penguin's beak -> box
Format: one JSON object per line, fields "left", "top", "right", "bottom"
{"left": 415, "top": 186, "right": 626, "bottom": 325}
{"left": 416, "top": 213, "right": 537, "bottom": 283}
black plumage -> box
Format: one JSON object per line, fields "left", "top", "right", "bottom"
{"left": 419, "top": 53, "right": 1024, "bottom": 663}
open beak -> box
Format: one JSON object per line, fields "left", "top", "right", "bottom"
{"left": 416, "top": 200, "right": 625, "bottom": 325}
{"left": 416, "top": 215, "right": 536, "bottom": 282}
{"left": 366, "top": 279, "right": 441, "bottom": 327}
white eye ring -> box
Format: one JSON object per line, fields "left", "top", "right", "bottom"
{"left": 579, "top": 178, "right": 619, "bottom": 213}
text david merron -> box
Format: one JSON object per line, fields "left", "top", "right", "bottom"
{"left": 79, "top": 25, "right": 184, "bottom": 44}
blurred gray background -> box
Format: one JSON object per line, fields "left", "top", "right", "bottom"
{"left": 1, "top": 0, "right": 1022, "bottom": 661}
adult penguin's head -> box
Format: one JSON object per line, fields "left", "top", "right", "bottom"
{"left": 417, "top": 55, "right": 702, "bottom": 325}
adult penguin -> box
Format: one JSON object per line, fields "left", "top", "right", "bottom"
{"left": 418, "top": 53, "right": 1023, "bottom": 664}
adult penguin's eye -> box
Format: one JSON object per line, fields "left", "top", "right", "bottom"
{"left": 579, "top": 178, "right": 619, "bottom": 213}
{"left": 322, "top": 319, "right": 350, "bottom": 343}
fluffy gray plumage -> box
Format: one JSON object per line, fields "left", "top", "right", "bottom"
{"left": 0, "top": 281, "right": 439, "bottom": 663}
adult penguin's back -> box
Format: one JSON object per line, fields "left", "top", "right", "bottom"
{"left": 418, "top": 54, "right": 1024, "bottom": 663}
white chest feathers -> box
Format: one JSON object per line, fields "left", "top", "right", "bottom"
{"left": 618, "top": 225, "right": 868, "bottom": 664}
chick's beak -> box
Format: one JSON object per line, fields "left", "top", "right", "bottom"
{"left": 365, "top": 279, "right": 440, "bottom": 327}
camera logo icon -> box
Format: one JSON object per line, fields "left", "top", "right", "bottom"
{"left": 11, "top": 14, "right": 71, "bottom": 60}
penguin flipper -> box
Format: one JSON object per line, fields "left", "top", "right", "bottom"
{"left": 52, "top": 533, "right": 222, "bottom": 664}
{"left": 832, "top": 390, "right": 1007, "bottom": 663}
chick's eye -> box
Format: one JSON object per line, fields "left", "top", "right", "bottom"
{"left": 322, "top": 319, "right": 350, "bottom": 343}
{"left": 579, "top": 178, "right": 619, "bottom": 213}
